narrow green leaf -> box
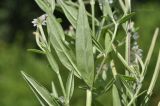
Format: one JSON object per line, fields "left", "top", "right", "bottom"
{"left": 104, "top": 78, "right": 115, "bottom": 93}
{"left": 105, "top": 33, "right": 112, "bottom": 54}
{"left": 51, "top": 81, "right": 58, "bottom": 98}
{"left": 118, "top": 0, "right": 126, "bottom": 13}
{"left": 27, "top": 49, "right": 46, "bottom": 55}
{"left": 28, "top": 82, "right": 47, "bottom": 106}
{"left": 103, "top": 0, "right": 113, "bottom": 18}
{"left": 35, "top": 0, "right": 55, "bottom": 13}
{"left": 46, "top": 52, "right": 59, "bottom": 74}
{"left": 76, "top": 0, "right": 94, "bottom": 87}
{"left": 47, "top": 13, "right": 81, "bottom": 78}
{"left": 136, "top": 54, "right": 145, "bottom": 71}
{"left": 119, "top": 75, "right": 134, "bottom": 98}
{"left": 112, "top": 45, "right": 136, "bottom": 74}
{"left": 49, "top": 0, "right": 55, "bottom": 13}
{"left": 147, "top": 50, "right": 160, "bottom": 96}
{"left": 21, "top": 71, "right": 59, "bottom": 106}
{"left": 136, "top": 90, "right": 147, "bottom": 98}
{"left": 142, "top": 28, "right": 159, "bottom": 76}
{"left": 57, "top": 0, "right": 78, "bottom": 28}
{"left": 112, "top": 45, "right": 135, "bottom": 73}
{"left": 112, "top": 84, "right": 122, "bottom": 106}
{"left": 92, "top": 36, "right": 105, "bottom": 53}
{"left": 118, "top": 12, "right": 135, "bottom": 24}
{"left": 119, "top": 74, "right": 136, "bottom": 82}
{"left": 66, "top": 71, "right": 74, "bottom": 101}
{"left": 56, "top": 1, "right": 99, "bottom": 27}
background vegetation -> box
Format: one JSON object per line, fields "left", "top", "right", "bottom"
{"left": 0, "top": 0, "right": 159, "bottom": 105}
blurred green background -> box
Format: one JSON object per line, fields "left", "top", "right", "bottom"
{"left": 0, "top": 0, "right": 160, "bottom": 106}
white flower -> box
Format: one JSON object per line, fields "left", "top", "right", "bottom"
{"left": 31, "top": 14, "right": 48, "bottom": 27}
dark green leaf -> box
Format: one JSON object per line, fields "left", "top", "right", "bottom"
{"left": 27, "top": 49, "right": 46, "bottom": 54}
{"left": 119, "top": 74, "right": 136, "bottom": 82}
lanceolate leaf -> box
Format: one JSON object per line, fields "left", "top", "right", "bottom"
{"left": 105, "top": 33, "right": 112, "bottom": 54}
{"left": 57, "top": 0, "right": 78, "bottom": 28}
{"left": 112, "top": 84, "right": 122, "bottom": 106}
{"left": 76, "top": 0, "right": 94, "bottom": 87}
{"left": 47, "top": 13, "right": 81, "bottom": 78}
{"left": 27, "top": 49, "right": 46, "bottom": 55}
{"left": 142, "top": 28, "right": 159, "bottom": 76}
{"left": 21, "top": 71, "right": 59, "bottom": 106}
{"left": 103, "top": 0, "right": 113, "bottom": 18}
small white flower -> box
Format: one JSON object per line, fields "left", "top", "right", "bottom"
{"left": 32, "top": 19, "right": 38, "bottom": 27}
{"left": 31, "top": 14, "right": 48, "bottom": 27}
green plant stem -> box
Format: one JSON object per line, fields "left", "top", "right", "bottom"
{"left": 95, "top": 55, "right": 107, "bottom": 81}
{"left": 86, "top": 89, "right": 92, "bottom": 106}
{"left": 90, "top": 0, "right": 95, "bottom": 37}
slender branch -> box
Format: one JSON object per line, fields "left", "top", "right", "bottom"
{"left": 95, "top": 55, "right": 107, "bottom": 81}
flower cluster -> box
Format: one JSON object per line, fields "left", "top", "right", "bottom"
{"left": 130, "top": 22, "right": 143, "bottom": 65}
{"left": 31, "top": 14, "right": 49, "bottom": 52}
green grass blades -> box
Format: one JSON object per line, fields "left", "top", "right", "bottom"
{"left": 76, "top": 0, "right": 94, "bottom": 88}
